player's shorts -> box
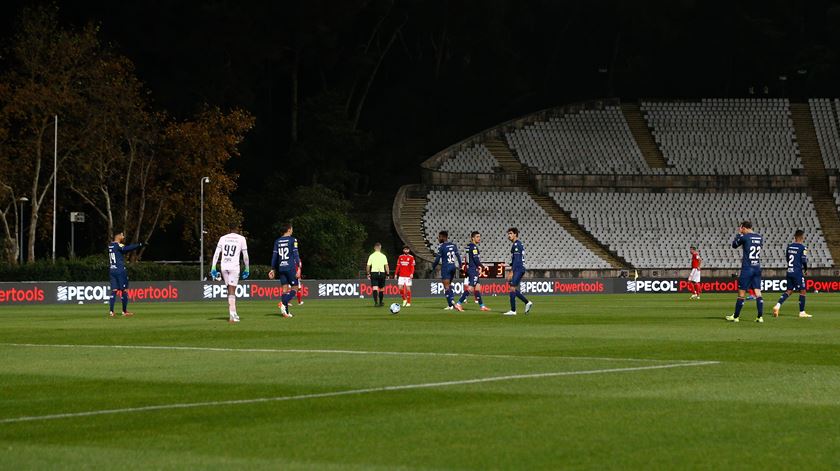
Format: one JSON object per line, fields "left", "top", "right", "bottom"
{"left": 786, "top": 274, "right": 806, "bottom": 292}
{"left": 738, "top": 267, "right": 762, "bottom": 291}
{"left": 276, "top": 269, "right": 299, "bottom": 287}
{"left": 222, "top": 269, "right": 240, "bottom": 287}
{"left": 397, "top": 276, "right": 413, "bottom": 287}
{"left": 688, "top": 268, "right": 701, "bottom": 283}
{"left": 109, "top": 270, "right": 128, "bottom": 291}
{"left": 441, "top": 266, "right": 457, "bottom": 282}
{"left": 370, "top": 272, "right": 386, "bottom": 288}
{"left": 509, "top": 269, "right": 525, "bottom": 287}
{"left": 464, "top": 271, "right": 479, "bottom": 287}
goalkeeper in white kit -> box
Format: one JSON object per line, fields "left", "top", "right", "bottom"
{"left": 210, "top": 222, "right": 250, "bottom": 323}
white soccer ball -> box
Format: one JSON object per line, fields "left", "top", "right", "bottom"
{"left": 389, "top": 303, "right": 401, "bottom": 314}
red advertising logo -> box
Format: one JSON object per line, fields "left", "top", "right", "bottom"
{"left": 0, "top": 286, "right": 45, "bottom": 303}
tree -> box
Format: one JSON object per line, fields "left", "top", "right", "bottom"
{"left": 161, "top": 107, "right": 255, "bottom": 261}
{"left": 276, "top": 185, "right": 367, "bottom": 278}
{"left": 0, "top": 6, "right": 106, "bottom": 262}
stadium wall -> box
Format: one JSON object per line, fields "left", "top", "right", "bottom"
{"left": 2, "top": 277, "right": 840, "bottom": 304}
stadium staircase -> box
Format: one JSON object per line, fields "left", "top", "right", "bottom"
{"left": 485, "top": 136, "right": 631, "bottom": 269}
{"left": 393, "top": 185, "right": 435, "bottom": 261}
{"left": 791, "top": 103, "right": 840, "bottom": 264}
{"left": 485, "top": 137, "right": 529, "bottom": 184}
{"left": 621, "top": 103, "right": 669, "bottom": 168}
{"left": 529, "top": 194, "right": 630, "bottom": 269}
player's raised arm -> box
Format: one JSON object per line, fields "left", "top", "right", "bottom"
{"left": 731, "top": 233, "right": 743, "bottom": 248}
{"left": 120, "top": 242, "right": 143, "bottom": 253}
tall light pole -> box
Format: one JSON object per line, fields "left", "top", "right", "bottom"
{"left": 52, "top": 115, "right": 58, "bottom": 262}
{"left": 200, "top": 176, "right": 210, "bottom": 280}
{"left": 18, "top": 197, "right": 28, "bottom": 264}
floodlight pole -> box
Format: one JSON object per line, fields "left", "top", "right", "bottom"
{"left": 200, "top": 177, "right": 210, "bottom": 280}
{"left": 52, "top": 115, "right": 58, "bottom": 262}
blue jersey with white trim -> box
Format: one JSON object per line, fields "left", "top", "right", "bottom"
{"left": 732, "top": 233, "right": 762, "bottom": 269}
{"left": 785, "top": 242, "right": 808, "bottom": 277}
{"left": 510, "top": 239, "right": 526, "bottom": 271}
{"left": 271, "top": 236, "right": 299, "bottom": 271}
{"left": 432, "top": 241, "right": 461, "bottom": 271}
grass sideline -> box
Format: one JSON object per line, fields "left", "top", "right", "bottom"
{"left": 0, "top": 293, "right": 838, "bottom": 469}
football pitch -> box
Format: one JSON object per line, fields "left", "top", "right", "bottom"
{"left": 1, "top": 294, "right": 839, "bottom": 469}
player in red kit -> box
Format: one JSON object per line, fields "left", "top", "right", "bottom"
{"left": 394, "top": 246, "right": 415, "bottom": 307}
{"left": 295, "top": 258, "right": 304, "bottom": 305}
{"left": 688, "top": 246, "right": 702, "bottom": 299}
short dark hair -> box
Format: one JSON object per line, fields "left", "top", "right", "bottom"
{"left": 229, "top": 221, "right": 240, "bottom": 231}
{"left": 374, "top": 242, "right": 382, "bottom": 247}
{"left": 280, "top": 222, "right": 293, "bottom": 233}
{"left": 507, "top": 227, "right": 519, "bottom": 235}
{"left": 439, "top": 230, "right": 448, "bottom": 238}
{"left": 794, "top": 229, "right": 805, "bottom": 239}
{"left": 470, "top": 231, "right": 480, "bottom": 238}
{"left": 740, "top": 220, "right": 752, "bottom": 229}
{"left": 403, "top": 245, "right": 410, "bottom": 250}
{"left": 690, "top": 245, "right": 697, "bottom": 251}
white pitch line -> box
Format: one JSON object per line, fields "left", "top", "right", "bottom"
{"left": 0, "top": 361, "right": 718, "bottom": 424}
{"left": 0, "top": 343, "right": 706, "bottom": 364}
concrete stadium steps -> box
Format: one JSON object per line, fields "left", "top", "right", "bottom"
{"left": 485, "top": 137, "right": 529, "bottom": 184}
{"left": 528, "top": 193, "right": 630, "bottom": 269}
{"left": 621, "top": 103, "right": 669, "bottom": 169}
{"left": 393, "top": 185, "right": 435, "bottom": 261}
{"left": 791, "top": 103, "right": 840, "bottom": 264}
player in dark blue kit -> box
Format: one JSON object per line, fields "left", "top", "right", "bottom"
{"left": 455, "top": 231, "right": 490, "bottom": 312}
{"left": 503, "top": 227, "right": 532, "bottom": 316}
{"left": 726, "top": 221, "right": 765, "bottom": 323}
{"left": 431, "top": 231, "right": 462, "bottom": 310}
{"left": 773, "top": 229, "right": 812, "bottom": 318}
{"left": 107, "top": 232, "right": 142, "bottom": 318}
{"left": 268, "top": 223, "right": 299, "bottom": 318}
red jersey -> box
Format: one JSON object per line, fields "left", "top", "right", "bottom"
{"left": 395, "top": 254, "right": 415, "bottom": 277}
{"left": 691, "top": 252, "right": 701, "bottom": 269}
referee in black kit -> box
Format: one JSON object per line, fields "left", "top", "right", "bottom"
{"left": 366, "top": 242, "right": 390, "bottom": 306}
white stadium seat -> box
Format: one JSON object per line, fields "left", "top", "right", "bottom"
{"left": 551, "top": 191, "right": 832, "bottom": 268}
{"left": 422, "top": 190, "right": 611, "bottom": 269}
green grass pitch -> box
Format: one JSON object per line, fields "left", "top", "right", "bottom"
{"left": 1, "top": 293, "right": 839, "bottom": 469}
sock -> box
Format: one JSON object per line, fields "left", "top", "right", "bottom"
{"left": 121, "top": 290, "right": 128, "bottom": 312}
{"left": 687, "top": 282, "right": 694, "bottom": 294}
{"left": 509, "top": 291, "right": 516, "bottom": 311}
{"left": 372, "top": 290, "right": 379, "bottom": 305}
{"left": 777, "top": 292, "right": 789, "bottom": 306}
{"left": 378, "top": 291, "right": 384, "bottom": 304}
{"left": 228, "top": 293, "right": 236, "bottom": 316}
{"left": 756, "top": 297, "right": 764, "bottom": 318}
{"left": 458, "top": 290, "right": 469, "bottom": 304}
{"left": 407, "top": 290, "right": 411, "bottom": 303}
{"left": 400, "top": 287, "right": 405, "bottom": 300}
{"left": 734, "top": 297, "right": 745, "bottom": 318}
{"left": 476, "top": 290, "right": 484, "bottom": 306}
{"left": 799, "top": 295, "right": 806, "bottom": 312}
{"left": 516, "top": 291, "right": 529, "bottom": 303}
{"left": 109, "top": 291, "right": 117, "bottom": 312}
{"left": 289, "top": 290, "right": 297, "bottom": 307}
{"left": 695, "top": 284, "right": 701, "bottom": 295}
{"left": 282, "top": 291, "right": 293, "bottom": 308}
{"left": 445, "top": 288, "right": 454, "bottom": 307}
{"left": 297, "top": 290, "right": 303, "bottom": 303}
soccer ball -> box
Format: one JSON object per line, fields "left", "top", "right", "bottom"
{"left": 389, "top": 303, "right": 401, "bottom": 314}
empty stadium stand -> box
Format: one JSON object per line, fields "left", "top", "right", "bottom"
{"left": 438, "top": 144, "right": 498, "bottom": 173}
{"left": 423, "top": 190, "right": 612, "bottom": 269}
{"left": 505, "top": 105, "right": 652, "bottom": 175}
{"left": 641, "top": 99, "right": 802, "bottom": 175}
{"left": 551, "top": 191, "right": 833, "bottom": 269}
{"left": 397, "top": 98, "right": 840, "bottom": 272}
